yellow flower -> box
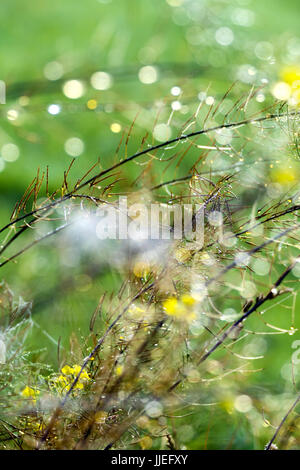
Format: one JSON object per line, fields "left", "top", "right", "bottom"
{"left": 57, "top": 375, "right": 68, "bottom": 386}
{"left": 61, "top": 365, "right": 74, "bottom": 376}
{"left": 50, "top": 374, "right": 69, "bottom": 392}
{"left": 115, "top": 365, "right": 124, "bottom": 376}
{"left": 181, "top": 294, "right": 196, "bottom": 306}
{"left": 51, "top": 364, "right": 91, "bottom": 394}
{"left": 21, "top": 386, "right": 40, "bottom": 402}
{"left": 163, "top": 297, "right": 179, "bottom": 316}
{"left": 87, "top": 99, "right": 98, "bottom": 110}
{"left": 71, "top": 364, "right": 82, "bottom": 376}
{"left": 163, "top": 295, "right": 197, "bottom": 322}
{"left": 274, "top": 65, "right": 300, "bottom": 106}
{"left": 220, "top": 399, "right": 234, "bottom": 415}
{"left": 280, "top": 65, "right": 300, "bottom": 86}
{"left": 74, "top": 382, "right": 84, "bottom": 390}
{"left": 79, "top": 369, "right": 90, "bottom": 382}
{"left": 61, "top": 364, "right": 90, "bottom": 380}
{"left": 271, "top": 164, "right": 298, "bottom": 185}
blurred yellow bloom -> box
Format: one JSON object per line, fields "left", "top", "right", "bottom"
{"left": 115, "top": 365, "right": 124, "bottom": 376}
{"left": 163, "top": 297, "right": 179, "bottom": 316}
{"left": 74, "top": 382, "right": 84, "bottom": 390}
{"left": 51, "top": 364, "right": 91, "bottom": 394}
{"left": 61, "top": 365, "right": 74, "bottom": 376}
{"left": 72, "top": 364, "right": 82, "bottom": 375}
{"left": 87, "top": 99, "right": 97, "bottom": 110}
{"left": 181, "top": 294, "right": 196, "bottom": 306}
{"left": 78, "top": 369, "right": 90, "bottom": 382}
{"left": 273, "top": 65, "right": 300, "bottom": 105}
{"left": 280, "top": 65, "right": 300, "bottom": 86}
{"left": 56, "top": 375, "right": 68, "bottom": 386}
{"left": 163, "top": 295, "right": 197, "bottom": 322}
{"left": 21, "top": 386, "right": 40, "bottom": 402}
{"left": 220, "top": 399, "right": 234, "bottom": 415}
{"left": 271, "top": 164, "right": 298, "bottom": 185}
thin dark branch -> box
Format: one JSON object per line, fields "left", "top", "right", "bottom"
{"left": 169, "top": 254, "right": 300, "bottom": 391}
{"left": 265, "top": 392, "right": 300, "bottom": 450}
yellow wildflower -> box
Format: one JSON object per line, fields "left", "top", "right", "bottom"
{"left": 57, "top": 375, "right": 68, "bottom": 386}
{"left": 163, "top": 297, "right": 179, "bottom": 316}
{"left": 181, "top": 294, "right": 196, "bottom": 306}
{"left": 115, "top": 365, "right": 124, "bottom": 376}
{"left": 271, "top": 163, "right": 298, "bottom": 185}
{"left": 74, "top": 382, "right": 84, "bottom": 390}
{"left": 61, "top": 364, "right": 89, "bottom": 380}
{"left": 61, "top": 365, "right": 74, "bottom": 376}
{"left": 51, "top": 364, "right": 91, "bottom": 394}
{"left": 21, "top": 386, "right": 40, "bottom": 402}
{"left": 280, "top": 65, "right": 300, "bottom": 86}
{"left": 87, "top": 99, "right": 98, "bottom": 110}
{"left": 163, "top": 294, "right": 197, "bottom": 322}
{"left": 273, "top": 65, "right": 300, "bottom": 106}
{"left": 78, "top": 369, "right": 90, "bottom": 382}
{"left": 71, "top": 364, "right": 82, "bottom": 375}
{"left": 220, "top": 399, "right": 234, "bottom": 415}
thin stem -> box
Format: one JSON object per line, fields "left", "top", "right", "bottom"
{"left": 265, "top": 392, "right": 300, "bottom": 450}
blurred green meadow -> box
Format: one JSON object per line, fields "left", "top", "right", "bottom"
{"left": 1, "top": 0, "right": 300, "bottom": 449}
{"left": 1, "top": 0, "right": 299, "bottom": 197}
